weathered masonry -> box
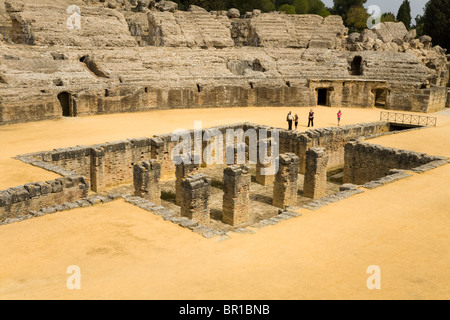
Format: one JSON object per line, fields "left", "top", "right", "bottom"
{"left": 222, "top": 165, "right": 251, "bottom": 226}
{"left": 303, "top": 148, "right": 328, "bottom": 200}
{"left": 273, "top": 153, "right": 300, "bottom": 209}
{"left": 133, "top": 160, "right": 162, "bottom": 205}
{"left": 0, "top": 1, "right": 449, "bottom": 125}
{"left": 343, "top": 141, "right": 448, "bottom": 185}
{"left": 180, "top": 173, "right": 211, "bottom": 226}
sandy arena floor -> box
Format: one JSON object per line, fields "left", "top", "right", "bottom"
{"left": 0, "top": 106, "right": 449, "bottom": 300}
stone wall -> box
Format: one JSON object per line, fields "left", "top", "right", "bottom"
{"left": 278, "top": 121, "right": 391, "bottom": 173}
{"left": 343, "top": 141, "right": 446, "bottom": 185}
{"left": 0, "top": 176, "right": 89, "bottom": 222}
{"left": 25, "top": 138, "right": 151, "bottom": 192}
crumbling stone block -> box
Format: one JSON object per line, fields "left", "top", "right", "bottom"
{"left": 273, "top": 153, "right": 300, "bottom": 209}
{"left": 303, "top": 147, "right": 329, "bottom": 199}
{"left": 133, "top": 160, "right": 162, "bottom": 205}
{"left": 180, "top": 173, "right": 211, "bottom": 226}
{"left": 222, "top": 165, "right": 251, "bottom": 226}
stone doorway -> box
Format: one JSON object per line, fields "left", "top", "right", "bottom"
{"left": 317, "top": 88, "right": 329, "bottom": 106}
{"left": 373, "top": 89, "right": 388, "bottom": 107}
{"left": 57, "top": 92, "right": 75, "bottom": 117}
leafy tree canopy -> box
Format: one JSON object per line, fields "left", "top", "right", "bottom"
{"left": 422, "top": 0, "right": 450, "bottom": 50}
{"left": 396, "top": 0, "right": 412, "bottom": 29}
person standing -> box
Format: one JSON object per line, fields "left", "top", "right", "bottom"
{"left": 308, "top": 109, "right": 314, "bottom": 127}
{"left": 337, "top": 110, "right": 342, "bottom": 126}
{"left": 294, "top": 114, "right": 299, "bottom": 130}
{"left": 287, "top": 111, "right": 293, "bottom": 130}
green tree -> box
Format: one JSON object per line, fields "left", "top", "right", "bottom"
{"left": 332, "top": 0, "right": 367, "bottom": 21}
{"left": 396, "top": 0, "right": 412, "bottom": 29}
{"left": 275, "top": 0, "right": 294, "bottom": 8}
{"left": 346, "top": 5, "right": 369, "bottom": 32}
{"left": 308, "top": 0, "right": 330, "bottom": 17}
{"left": 422, "top": 0, "right": 450, "bottom": 50}
{"left": 229, "top": 0, "right": 276, "bottom": 12}
{"left": 412, "top": 14, "right": 425, "bottom": 37}
{"left": 293, "top": 0, "right": 309, "bottom": 14}
{"left": 278, "top": 4, "right": 296, "bottom": 13}
{"left": 381, "top": 12, "right": 396, "bottom": 22}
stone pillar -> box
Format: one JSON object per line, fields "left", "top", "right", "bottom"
{"left": 256, "top": 138, "right": 277, "bottom": 185}
{"left": 175, "top": 159, "right": 199, "bottom": 206}
{"left": 273, "top": 153, "right": 300, "bottom": 209}
{"left": 180, "top": 173, "right": 211, "bottom": 226}
{"left": 90, "top": 147, "right": 105, "bottom": 192}
{"left": 303, "top": 147, "right": 328, "bottom": 199}
{"left": 222, "top": 165, "right": 251, "bottom": 226}
{"left": 133, "top": 160, "right": 161, "bottom": 205}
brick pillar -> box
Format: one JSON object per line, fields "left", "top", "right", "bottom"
{"left": 222, "top": 165, "right": 251, "bottom": 226}
{"left": 133, "top": 160, "right": 161, "bottom": 205}
{"left": 303, "top": 147, "right": 328, "bottom": 199}
{"left": 273, "top": 153, "right": 300, "bottom": 209}
{"left": 180, "top": 173, "right": 211, "bottom": 226}
{"left": 90, "top": 147, "right": 105, "bottom": 192}
{"left": 256, "top": 138, "right": 277, "bottom": 185}
{"left": 175, "top": 158, "right": 199, "bottom": 206}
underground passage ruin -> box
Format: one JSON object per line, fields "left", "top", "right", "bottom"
{"left": 1, "top": 120, "right": 447, "bottom": 238}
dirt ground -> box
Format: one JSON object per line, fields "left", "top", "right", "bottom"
{"left": 0, "top": 106, "right": 449, "bottom": 300}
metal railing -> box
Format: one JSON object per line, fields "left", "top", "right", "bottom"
{"left": 380, "top": 111, "right": 437, "bottom": 127}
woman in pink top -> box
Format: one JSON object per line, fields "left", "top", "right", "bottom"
{"left": 337, "top": 110, "right": 342, "bottom": 126}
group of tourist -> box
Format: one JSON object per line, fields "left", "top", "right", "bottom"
{"left": 286, "top": 109, "right": 342, "bottom": 130}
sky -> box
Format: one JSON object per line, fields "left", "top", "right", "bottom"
{"left": 321, "top": 0, "right": 429, "bottom": 19}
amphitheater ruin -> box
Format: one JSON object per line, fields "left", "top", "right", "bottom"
{"left": 0, "top": 0, "right": 450, "bottom": 301}
{"left": 0, "top": 0, "right": 449, "bottom": 240}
